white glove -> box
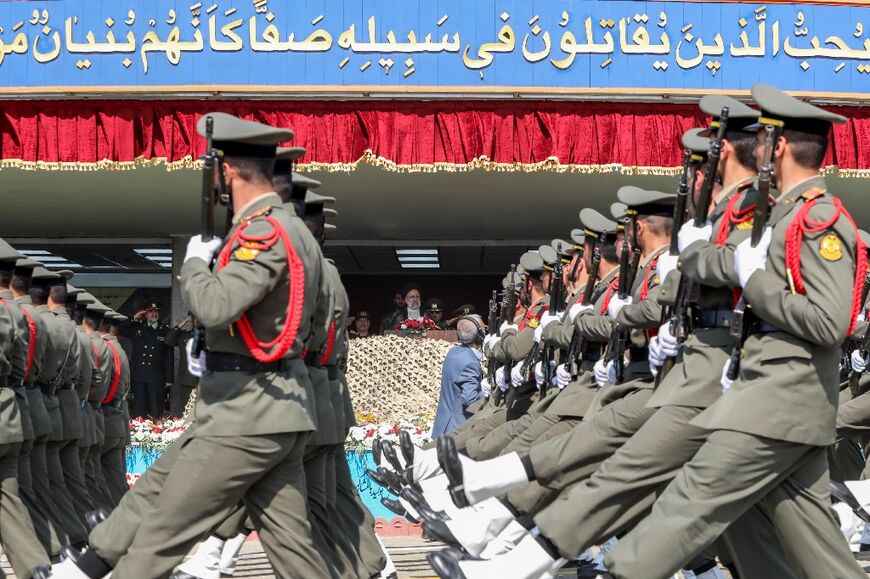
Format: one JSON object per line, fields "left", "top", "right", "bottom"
{"left": 734, "top": 227, "right": 772, "bottom": 288}
{"left": 185, "top": 339, "right": 206, "bottom": 378}
{"left": 184, "top": 235, "right": 223, "bottom": 264}
{"left": 677, "top": 221, "right": 713, "bottom": 252}
{"left": 495, "top": 366, "right": 508, "bottom": 391}
{"left": 540, "top": 313, "right": 561, "bottom": 330}
{"left": 656, "top": 253, "right": 679, "bottom": 281}
{"left": 568, "top": 303, "right": 593, "bottom": 322}
{"left": 533, "top": 325, "right": 544, "bottom": 344}
{"left": 593, "top": 358, "right": 615, "bottom": 387}
{"left": 533, "top": 361, "right": 545, "bottom": 386}
{"left": 658, "top": 322, "right": 681, "bottom": 358}
{"left": 607, "top": 295, "right": 633, "bottom": 320}
{"left": 859, "top": 311, "right": 867, "bottom": 323}
{"left": 500, "top": 321, "right": 518, "bottom": 334}
{"left": 480, "top": 377, "right": 492, "bottom": 397}
{"left": 720, "top": 361, "right": 734, "bottom": 393}
{"left": 648, "top": 335, "right": 667, "bottom": 369}
{"left": 852, "top": 350, "right": 868, "bottom": 373}
{"left": 510, "top": 362, "right": 525, "bottom": 387}
{"left": 483, "top": 334, "right": 500, "bottom": 351}
{"left": 555, "top": 364, "right": 572, "bottom": 388}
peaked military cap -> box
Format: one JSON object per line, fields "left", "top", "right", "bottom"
{"left": 77, "top": 292, "right": 96, "bottom": 305}
{"left": 551, "top": 239, "right": 575, "bottom": 261}
{"left": 424, "top": 299, "right": 445, "bottom": 312}
{"left": 579, "top": 208, "right": 618, "bottom": 238}
{"left": 304, "top": 190, "right": 336, "bottom": 205}
{"left": 356, "top": 310, "right": 371, "bottom": 320}
{"left": 538, "top": 245, "right": 559, "bottom": 269}
{"left": 31, "top": 267, "right": 60, "bottom": 282}
{"left": 682, "top": 128, "right": 710, "bottom": 155}
{"left": 698, "top": 95, "right": 758, "bottom": 138}
{"left": 611, "top": 202, "right": 628, "bottom": 221}
{"left": 453, "top": 304, "right": 476, "bottom": 316}
{"left": 323, "top": 208, "right": 338, "bottom": 218}
{"left": 14, "top": 258, "right": 41, "bottom": 274}
{"left": 274, "top": 146, "right": 306, "bottom": 175}
{"left": 570, "top": 229, "right": 586, "bottom": 248}
{"left": 0, "top": 238, "right": 22, "bottom": 263}
{"left": 324, "top": 223, "right": 337, "bottom": 231}
{"left": 747, "top": 83, "right": 846, "bottom": 136}
{"left": 860, "top": 229, "right": 870, "bottom": 249}
{"left": 519, "top": 251, "right": 545, "bottom": 278}
{"left": 54, "top": 269, "right": 75, "bottom": 281}
{"left": 66, "top": 284, "right": 84, "bottom": 296}
{"left": 292, "top": 173, "right": 321, "bottom": 190}
{"left": 197, "top": 112, "right": 292, "bottom": 159}
{"left": 617, "top": 186, "right": 676, "bottom": 216}
{"left": 112, "top": 313, "right": 128, "bottom": 323}
{"left": 85, "top": 301, "right": 110, "bottom": 314}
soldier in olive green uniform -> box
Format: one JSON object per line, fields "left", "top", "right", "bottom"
{"left": 99, "top": 312, "right": 130, "bottom": 506}
{"left": 51, "top": 113, "right": 331, "bottom": 579}
{"left": 29, "top": 267, "right": 90, "bottom": 547}
{"left": 11, "top": 259, "right": 71, "bottom": 550}
{"left": 600, "top": 84, "right": 867, "bottom": 579}
{"left": 0, "top": 239, "right": 51, "bottom": 578}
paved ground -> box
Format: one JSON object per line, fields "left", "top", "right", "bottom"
{"left": 4, "top": 538, "right": 870, "bottom": 577}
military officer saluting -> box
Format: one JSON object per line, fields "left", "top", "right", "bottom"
{"left": 121, "top": 303, "right": 173, "bottom": 419}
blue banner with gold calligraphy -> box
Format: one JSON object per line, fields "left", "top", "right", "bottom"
{"left": 0, "top": 0, "right": 868, "bottom": 95}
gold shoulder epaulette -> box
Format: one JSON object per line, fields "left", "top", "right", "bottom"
{"left": 242, "top": 207, "right": 273, "bottom": 223}
{"left": 801, "top": 188, "right": 826, "bottom": 202}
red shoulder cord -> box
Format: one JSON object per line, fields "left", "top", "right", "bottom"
{"left": 319, "top": 320, "right": 336, "bottom": 367}
{"left": 716, "top": 194, "right": 763, "bottom": 306}
{"left": 599, "top": 276, "right": 620, "bottom": 316}
{"left": 639, "top": 258, "right": 659, "bottom": 301}
{"left": 217, "top": 215, "right": 305, "bottom": 363}
{"left": 19, "top": 306, "right": 37, "bottom": 382}
{"left": 101, "top": 340, "right": 122, "bottom": 405}
{"left": 518, "top": 303, "right": 548, "bottom": 331}
{"left": 785, "top": 196, "right": 866, "bottom": 335}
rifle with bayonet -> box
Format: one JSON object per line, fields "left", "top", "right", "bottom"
{"left": 655, "top": 149, "right": 694, "bottom": 383}
{"left": 603, "top": 218, "right": 635, "bottom": 383}
{"left": 486, "top": 289, "right": 499, "bottom": 384}
{"left": 658, "top": 108, "right": 730, "bottom": 380}
{"left": 540, "top": 245, "right": 565, "bottom": 396}
{"left": 191, "top": 116, "right": 220, "bottom": 357}
{"left": 726, "top": 124, "right": 776, "bottom": 381}
{"left": 567, "top": 244, "right": 601, "bottom": 378}
{"left": 613, "top": 245, "right": 642, "bottom": 383}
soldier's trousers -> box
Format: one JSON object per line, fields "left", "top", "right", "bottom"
{"left": 110, "top": 432, "right": 330, "bottom": 579}
{"left": 60, "top": 439, "right": 93, "bottom": 523}
{"left": 86, "top": 413, "right": 113, "bottom": 510}
{"left": 304, "top": 444, "right": 359, "bottom": 579}
{"left": 46, "top": 439, "right": 89, "bottom": 543}
{"left": 452, "top": 405, "right": 508, "bottom": 451}
{"left": 831, "top": 388, "right": 870, "bottom": 481}
{"left": 31, "top": 435, "right": 71, "bottom": 544}
{"left": 334, "top": 448, "right": 387, "bottom": 577}
{"left": 100, "top": 436, "right": 127, "bottom": 506}
{"left": 534, "top": 405, "right": 797, "bottom": 579}
{"left": 506, "top": 386, "right": 656, "bottom": 516}
{"left": 605, "top": 430, "right": 865, "bottom": 579}
{"left": 464, "top": 389, "right": 560, "bottom": 460}
{"left": 18, "top": 437, "right": 63, "bottom": 555}
{"left": 0, "top": 442, "right": 50, "bottom": 578}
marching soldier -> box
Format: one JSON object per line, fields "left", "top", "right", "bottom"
{"left": 0, "top": 239, "right": 51, "bottom": 578}
{"left": 599, "top": 84, "right": 867, "bottom": 579}
{"left": 50, "top": 113, "right": 330, "bottom": 579}
{"left": 29, "top": 267, "right": 90, "bottom": 547}
{"left": 99, "top": 311, "right": 130, "bottom": 506}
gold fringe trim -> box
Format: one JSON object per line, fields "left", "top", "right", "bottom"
{"left": 0, "top": 150, "right": 865, "bottom": 178}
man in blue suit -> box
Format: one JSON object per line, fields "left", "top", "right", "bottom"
{"left": 432, "top": 316, "right": 486, "bottom": 437}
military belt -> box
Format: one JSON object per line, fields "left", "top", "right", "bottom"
{"left": 206, "top": 351, "right": 287, "bottom": 374}
{"left": 692, "top": 309, "right": 734, "bottom": 329}
{"left": 88, "top": 401, "right": 101, "bottom": 410}
{"left": 56, "top": 383, "right": 76, "bottom": 391}
{"left": 326, "top": 365, "right": 338, "bottom": 380}
{"left": 102, "top": 399, "right": 124, "bottom": 409}
{"left": 755, "top": 322, "right": 782, "bottom": 334}
{"left": 24, "top": 383, "right": 38, "bottom": 390}
{"left": 36, "top": 383, "right": 56, "bottom": 395}
{"left": 303, "top": 351, "right": 324, "bottom": 368}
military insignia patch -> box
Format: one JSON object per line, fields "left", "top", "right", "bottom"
{"left": 234, "top": 247, "right": 260, "bottom": 261}
{"left": 527, "top": 318, "right": 539, "bottom": 329}
{"left": 736, "top": 219, "right": 753, "bottom": 230}
{"left": 819, "top": 233, "right": 843, "bottom": 261}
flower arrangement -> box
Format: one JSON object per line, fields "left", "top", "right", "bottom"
{"left": 395, "top": 316, "right": 438, "bottom": 336}
{"left": 346, "top": 415, "right": 433, "bottom": 453}
{"left": 129, "top": 416, "right": 189, "bottom": 451}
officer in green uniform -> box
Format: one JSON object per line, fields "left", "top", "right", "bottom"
{"left": 0, "top": 239, "right": 51, "bottom": 578}
{"left": 81, "top": 301, "right": 115, "bottom": 512}
{"left": 99, "top": 311, "right": 130, "bottom": 506}
{"left": 49, "top": 113, "right": 331, "bottom": 579}
{"left": 29, "top": 267, "right": 90, "bottom": 547}
{"left": 424, "top": 300, "right": 450, "bottom": 329}
{"left": 62, "top": 285, "right": 96, "bottom": 524}
{"left": 11, "top": 259, "right": 71, "bottom": 549}
{"left": 601, "top": 85, "right": 868, "bottom": 579}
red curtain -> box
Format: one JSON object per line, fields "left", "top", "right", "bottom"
{"left": 1, "top": 99, "right": 868, "bottom": 173}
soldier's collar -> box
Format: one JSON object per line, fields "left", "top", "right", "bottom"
{"left": 232, "top": 192, "right": 283, "bottom": 225}
{"left": 715, "top": 175, "right": 756, "bottom": 206}
{"left": 0, "top": 289, "right": 11, "bottom": 299}
{"left": 778, "top": 175, "right": 827, "bottom": 204}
